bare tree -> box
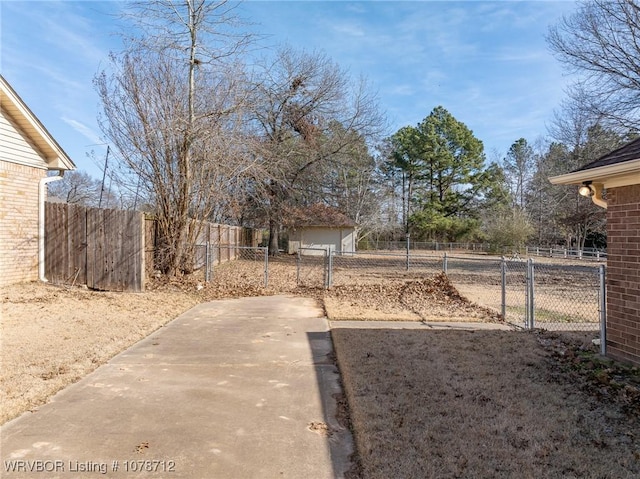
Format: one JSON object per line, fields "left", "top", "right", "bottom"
{"left": 246, "top": 46, "right": 385, "bottom": 255}
{"left": 541, "top": 103, "right": 621, "bottom": 247}
{"left": 96, "top": 1, "right": 254, "bottom": 275}
{"left": 504, "top": 138, "right": 535, "bottom": 210}
{"left": 46, "top": 170, "right": 116, "bottom": 207}
{"left": 548, "top": 0, "right": 640, "bottom": 130}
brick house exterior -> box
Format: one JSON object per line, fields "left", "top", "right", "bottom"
{"left": 550, "top": 139, "right": 640, "bottom": 365}
{"left": 0, "top": 75, "right": 75, "bottom": 286}
{"left": 606, "top": 185, "right": 640, "bottom": 364}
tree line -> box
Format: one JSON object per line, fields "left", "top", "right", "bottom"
{"left": 50, "top": 1, "right": 640, "bottom": 276}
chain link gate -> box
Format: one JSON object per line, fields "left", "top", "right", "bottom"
{"left": 202, "top": 244, "right": 269, "bottom": 288}
{"left": 296, "top": 247, "right": 330, "bottom": 288}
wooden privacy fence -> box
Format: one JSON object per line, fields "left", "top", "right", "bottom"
{"left": 45, "top": 202, "right": 145, "bottom": 292}
{"left": 144, "top": 217, "right": 261, "bottom": 274}
{"left": 46, "top": 202, "right": 261, "bottom": 292}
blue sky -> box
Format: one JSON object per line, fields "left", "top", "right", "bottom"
{"left": 1, "top": 1, "right": 578, "bottom": 179}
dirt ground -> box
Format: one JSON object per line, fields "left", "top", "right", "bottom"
{"left": 1, "top": 262, "right": 491, "bottom": 425}
{"left": 333, "top": 328, "right": 640, "bottom": 479}
{"left": 323, "top": 273, "right": 501, "bottom": 322}
{"left": 4, "top": 255, "right": 638, "bottom": 478}
{"left": 0, "top": 282, "right": 198, "bottom": 424}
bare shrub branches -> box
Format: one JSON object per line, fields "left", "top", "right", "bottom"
{"left": 548, "top": 0, "right": 640, "bottom": 129}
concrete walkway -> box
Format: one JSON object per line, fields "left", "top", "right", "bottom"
{"left": 1, "top": 296, "right": 353, "bottom": 479}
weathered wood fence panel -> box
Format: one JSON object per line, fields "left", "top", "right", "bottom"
{"left": 45, "top": 203, "right": 144, "bottom": 292}
{"left": 45, "top": 203, "right": 87, "bottom": 285}
{"left": 143, "top": 219, "right": 261, "bottom": 273}
{"left": 86, "top": 208, "right": 145, "bottom": 292}
{"left": 144, "top": 217, "right": 157, "bottom": 275}
{"left": 47, "top": 202, "right": 261, "bottom": 289}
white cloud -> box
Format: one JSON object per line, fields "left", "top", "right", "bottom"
{"left": 331, "top": 21, "right": 366, "bottom": 37}
{"left": 388, "top": 84, "right": 416, "bottom": 96}
{"left": 61, "top": 117, "right": 103, "bottom": 146}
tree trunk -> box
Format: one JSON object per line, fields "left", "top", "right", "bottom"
{"left": 268, "top": 219, "right": 279, "bottom": 256}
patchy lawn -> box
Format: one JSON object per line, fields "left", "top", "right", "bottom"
{"left": 0, "top": 282, "right": 198, "bottom": 424}
{"left": 333, "top": 328, "right": 640, "bottom": 479}
{"left": 5, "top": 261, "right": 637, "bottom": 479}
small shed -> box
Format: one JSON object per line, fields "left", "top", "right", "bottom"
{"left": 550, "top": 138, "right": 640, "bottom": 366}
{"left": 286, "top": 204, "right": 356, "bottom": 256}
{"left": 0, "top": 75, "right": 76, "bottom": 286}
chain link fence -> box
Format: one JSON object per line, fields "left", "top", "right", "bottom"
{"left": 194, "top": 244, "right": 268, "bottom": 288}
{"left": 527, "top": 262, "right": 605, "bottom": 331}
{"left": 296, "top": 248, "right": 329, "bottom": 288}
{"left": 193, "top": 244, "right": 606, "bottom": 350}
{"left": 331, "top": 250, "right": 442, "bottom": 287}
{"left": 297, "top": 249, "right": 606, "bottom": 338}
{"left": 446, "top": 256, "right": 604, "bottom": 333}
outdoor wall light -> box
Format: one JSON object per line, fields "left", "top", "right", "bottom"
{"left": 578, "top": 181, "right": 595, "bottom": 197}
{"left": 576, "top": 181, "right": 607, "bottom": 209}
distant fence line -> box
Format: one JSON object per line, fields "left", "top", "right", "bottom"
{"left": 45, "top": 202, "right": 258, "bottom": 292}
{"left": 358, "top": 239, "right": 607, "bottom": 261}
{"left": 525, "top": 246, "right": 607, "bottom": 261}
{"left": 358, "top": 239, "right": 490, "bottom": 252}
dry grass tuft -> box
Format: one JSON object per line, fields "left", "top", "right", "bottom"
{"left": 333, "top": 328, "right": 640, "bottom": 479}
{"left": 0, "top": 282, "right": 196, "bottom": 424}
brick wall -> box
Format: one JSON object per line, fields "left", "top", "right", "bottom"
{"left": 606, "top": 184, "right": 640, "bottom": 365}
{"left": 0, "top": 161, "right": 46, "bottom": 286}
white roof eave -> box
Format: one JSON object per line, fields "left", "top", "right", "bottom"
{"left": 549, "top": 158, "right": 640, "bottom": 189}
{"left": 0, "top": 76, "right": 76, "bottom": 171}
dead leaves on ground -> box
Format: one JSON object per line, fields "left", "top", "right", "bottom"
{"left": 325, "top": 272, "right": 502, "bottom": 321}
{"left": 148, "top": 265, "right": 502, "bottom": 322}
{"left": 537, "top": 330, "right": 640, "bottom": 417}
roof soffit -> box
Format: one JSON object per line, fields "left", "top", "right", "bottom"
{"left": 0, "top": 75, "right": 75, "bottom": 170}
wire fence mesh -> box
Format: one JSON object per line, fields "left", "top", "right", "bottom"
{"left": 296, "top": 248, "right": 328, "bottom": 288}
{"left": 445, "top": 254, "right": 506, "bottom": 317}
{"left": 301, "top": 249, "right": 605, "bottom": 333}
{"left": 331, "top": 251, "right": 443, "bottom": 287}
{"left": 441, "top": 256, "right": 603, "bottom": 331}
{"left": 192, "top": 243, "right": 605, "bottom": 335}
{"left": 527, "top": 262, "right": 602, "bottom": 331}
{"left": 197, "top": 244, "right": 268, "bottom": 288}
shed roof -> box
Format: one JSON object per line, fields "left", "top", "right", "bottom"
{"left": 0, "top": 74, "right": 75, "bottom": 171}
{"left": 286, "top": 204, "right": 355, "bottom": 229}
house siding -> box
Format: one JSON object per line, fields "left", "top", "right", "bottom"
{"left": 0, "top": 107, "right": 49, "bottom": 169}
{"left": 606, "top": 184, "right": 640, "bottom": 365}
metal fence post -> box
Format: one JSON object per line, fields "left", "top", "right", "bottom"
{"left": 443, "top": 252, "right": 448, "bottom": 274}
{"left": 263, "top": 246, "right": 269, "bottom": 288}
{"left": 296, "top": 250, "right": 301, "bottom": 285}
{"left": 526, "top": 259, "right": 535, "bottom": 329}
{"left": 327, "top": 248, "right": 333, "bottom": 289}
{"left": 323, "top": 249, "right": 328, "bottom": 288}
{"left": 406, "top": 234, "right": 410, "bottom": 271}
{"left": 501, "top": 256, "right": 506, "bottom": 320}
{"left": 599, "top": 264, "right": 607, "bottom": 356}
{"left": 205, "top": 242, "right": 211, "bottom": 282}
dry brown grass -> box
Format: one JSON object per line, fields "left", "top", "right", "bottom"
{"left": 333, "top": 328, "right": 640, "bottom": 479}
{"left": 0, "top": 282, "right": 197, "bottom": 424}
{"left": 6, "top": 255, "right": 634, "bottom": 479}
